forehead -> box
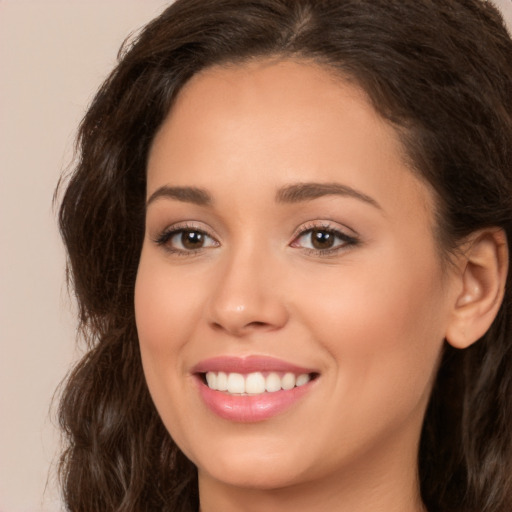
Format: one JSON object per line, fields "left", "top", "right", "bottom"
{"left": 159, "top": 59, "right": 394, "bottom": 160}
{"left": 147, "top": 58, "right": 434, "bottom": 222}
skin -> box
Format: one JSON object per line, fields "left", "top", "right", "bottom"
{"left": 135, "top": 59, "right": 466, "bottom": 512}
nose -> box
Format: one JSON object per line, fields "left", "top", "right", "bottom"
{"left": 206, "top": 248, "right": 289, "bottom": 337}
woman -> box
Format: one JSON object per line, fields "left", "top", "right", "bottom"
{"left": 57, "top": 0, "right": 512, "bottom": 511}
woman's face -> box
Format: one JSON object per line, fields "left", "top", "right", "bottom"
{"left": 135, "top": 60, "right": 460, "bottom": 496}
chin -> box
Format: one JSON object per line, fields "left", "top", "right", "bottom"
{"left": 200, "top": 459, "right": 305, "bottom": 491}
{"left": 190, "top": 439, "right": 312, "bottom": 491}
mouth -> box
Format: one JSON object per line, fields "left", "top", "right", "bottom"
{"left": 200, "top": 371, "right": 317, "bottom": 395}
{"left": 192, "top": 356, "right": 319, "bottom": 422}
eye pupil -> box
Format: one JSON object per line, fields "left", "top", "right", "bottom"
{"left": 181, "top": 230, "right": 204, "bottom": 249}
{"left": 311, "top": 229, "right": 334, "bottom": 249}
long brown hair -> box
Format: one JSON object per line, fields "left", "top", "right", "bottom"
{"left": 57, "top": 1, "right": 512, "bottom": 510}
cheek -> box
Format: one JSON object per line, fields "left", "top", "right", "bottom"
{"left": 297, "top": 247, "right": 448, "bottom": 400}
{"left": 134, "top": 249, "right": 204, "bottom": 444}
{"left": 135, "top": 251, "right": 201, "bottom": 355}
{"left": 286, "top": 256, "right": 448, "bottom": 465}
{"left": 134, "top": 249, "right": 203, "bottom": 404}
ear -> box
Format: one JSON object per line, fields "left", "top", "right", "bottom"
{"left": 445, "top": 228, "right": 508, "bottom": 349}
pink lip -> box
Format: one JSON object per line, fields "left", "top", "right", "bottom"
{"left": 192, "top": 355, "right": 315, "bottom": 375}
{"left": 192, "top": 356, "right": 318, "bottom": 423}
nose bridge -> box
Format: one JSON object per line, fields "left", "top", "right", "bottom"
{"left": 207, "top": 238, "right": 288, "bottom": 335}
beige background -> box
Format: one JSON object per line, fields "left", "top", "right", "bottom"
{"left": 1, "top": 2, "right": 168, "bottom": 510}
{"left": 1, "top": 1, "right": 511, "bottom": 510}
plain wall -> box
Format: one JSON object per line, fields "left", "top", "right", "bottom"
{"left": 1, "top": 1, "right": 511, "bottom": 510}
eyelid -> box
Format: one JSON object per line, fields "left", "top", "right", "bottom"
{"left": 151, "top": 219, "right": 359, "bottom": 257}
{"left": 152, "top": 221, "right": 220, "bottom": 255}
{"left": 291, "top": 220, "right": 358, "bottom": 240}
{"left": 290, "top": 220, "right": 360, "bottom": 255}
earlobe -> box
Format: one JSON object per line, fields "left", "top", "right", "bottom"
{"left": 445, "top": 228, "right": 508, "bottom": 349}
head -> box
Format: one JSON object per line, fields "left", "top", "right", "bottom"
{"left": 58, "top": 1, "right": 512, "bottom": 511}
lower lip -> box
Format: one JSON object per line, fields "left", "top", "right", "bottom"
{"left": 196, "top": 378, "right": 315, "bottom": 423}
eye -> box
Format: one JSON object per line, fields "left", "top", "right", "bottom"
{"left": 291, "top": 226, "right": 358, "bottom": 253}
{"left": 155, "top": 227, "right": 219, "bottom": 253}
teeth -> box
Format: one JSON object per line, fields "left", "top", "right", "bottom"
{"left": 265, "top": 372, "right": 281, "bottom": 392}
{"left": 227, "top": 373, "right": 245, "bottom": 394}
{"left": 217, "top": 371, "right": 228, "bottom": 391}
{"left": 204, "top": 371, "right": 312, "bottom": 395}
{"left": 245, "top": 372, "right": 266, "bottom": 394}
{"left": 296, "top": 373, "right": 310, "bottom": 387}
{"left": 205, "top": 372, "right": 216, "bottom": 389}
{"left": 281, "top": 372, "right": 295, "bottom": 390}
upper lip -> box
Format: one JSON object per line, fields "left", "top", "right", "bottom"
{"left": 191, "top": 355, "right": 317, "bottom": 375}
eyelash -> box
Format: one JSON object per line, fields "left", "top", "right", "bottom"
{"left": 153, "top": 222, "right": 359, "bottom": 257}
{"left": 153, "top": 223, "right": 218, "bottom": 257}
{"left": 290, "top": 222, "right": 359, "bottom": 256}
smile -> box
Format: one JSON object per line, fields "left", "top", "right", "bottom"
{"left": 204, "top": 371, "right": 312, "bottom": 395}
{"left": 193, "top": 356, "right": 319, "bottom": 422}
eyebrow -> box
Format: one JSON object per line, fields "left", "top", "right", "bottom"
{"left": 146, "top": 182, "right": 381, "bottom": 210}
{"left": 276, "top": 182, "right": 381, "bottom": 209}
{"left": 146, "top": 186, "right": 212, "bottom": 207}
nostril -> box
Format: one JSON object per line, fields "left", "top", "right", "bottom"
{"left": 210, "top": 320, "right": 272, "bottom": 334}
{"left": 247, "top": 321, "right": 269, "bottom": 328}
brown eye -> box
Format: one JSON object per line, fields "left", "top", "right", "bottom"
{"left": 181, "top": 230, "right": 205, "bottom": 249}
{"left": 156, "top": 227, "right": 219, "bottom": 253}
{"left": 291, "top": 226, "right": 358, "bottom": 254}
{"left": 310, "top": 229, "right": 335, "bottom": 250}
